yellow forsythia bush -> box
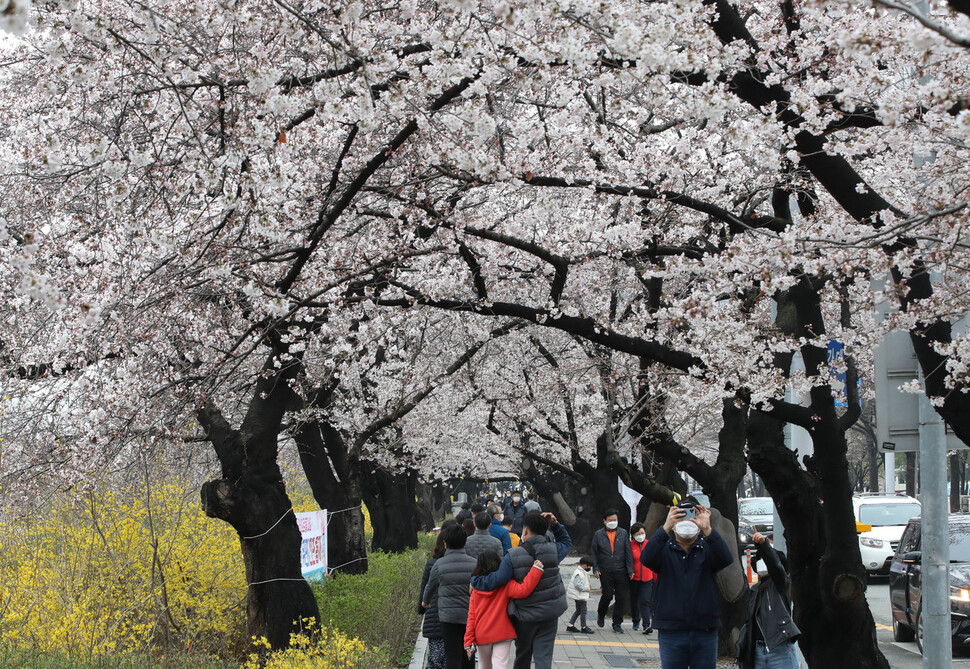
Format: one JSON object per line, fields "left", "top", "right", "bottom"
{"left": 246, "top": 625, "right": 375, "bottom": 669}
{"left": 0, "top": 479, "right": 247, "bottom": 657}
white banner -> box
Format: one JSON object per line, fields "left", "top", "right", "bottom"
{"left": 296, "top": 509, "right": 327, "bottom": 581}
{"left": 617, "top": 479, "right": 643, "bottom": 526}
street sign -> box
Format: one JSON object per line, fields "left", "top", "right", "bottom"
{"left": 874, "top": 330, "right": 966, "bottom": 452}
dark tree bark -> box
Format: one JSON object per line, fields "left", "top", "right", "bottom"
{"left": 364, "top": 465, "right": 420, "bottom": 553}
{"left": 415, "top": 479, "right": 439, "bottom": 531}
{"left": 906, "top": 453, "right": 917, "bottom": 497}
{"left": 952, "top": 452, "right": 962, "bottom": 512}
{"left": 198, "top": 352, "right": 320, "bottom": 649}
{"left": 751, "top": 280, "right": 889, "bottom": 669}
{"left": 293, "top": 395, "right": 369, "bottom": 575}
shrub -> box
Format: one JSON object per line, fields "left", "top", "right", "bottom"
{"left": 244, "top": 624, "right": 385, "bottom": 669}
{"left": 314, "top": 550, "right": 425, "bottom": 667}
{"left": 0, "top": 479, "right": 247, "bottom": 658}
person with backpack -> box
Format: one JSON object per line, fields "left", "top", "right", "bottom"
{"left": 470, "top": 512, "right": 572, "bottom": 669}
{"left": 463, "top": 551, "right": 544, "bottom": 669}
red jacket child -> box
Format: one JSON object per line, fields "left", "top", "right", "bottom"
{"left": 464, "top": 563, "right": 544, "bottom": 647}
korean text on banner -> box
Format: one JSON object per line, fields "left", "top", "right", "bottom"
{"left": 296, "top": 509, "right": 328, "bottom": 581}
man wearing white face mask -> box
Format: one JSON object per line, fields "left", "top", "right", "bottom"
{"left": 503, "top": 489, "right": 528, "bottom": 536}
{"left": 640, "top": 501, "right": 734, "bottom": 668}
{"left": 590, "top": 508, "right": 634, "bottom": 633}
{"left": 487, "top": 504, "right": 513, "bottom": 555}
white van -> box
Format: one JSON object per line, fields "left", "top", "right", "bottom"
{"left": 852, "top": 493, "right": 921, "bottom": 575}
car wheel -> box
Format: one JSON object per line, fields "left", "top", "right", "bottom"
{"left": 916, "top": 607, "right": 923, "bottom": 654}
{"left": 893, "top": 617, "right": 915, "bottom": 642}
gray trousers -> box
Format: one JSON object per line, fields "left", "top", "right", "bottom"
{"left": 513, "top": 617, "right": 558, "bottom": 669}
{"left": 569, "top": 600, "right": 588, "bottom": 627}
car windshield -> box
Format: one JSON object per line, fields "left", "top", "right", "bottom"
{"left": 951, "top": 522, "right": 970, "bottom": 563}
{"left": 739, "top": 500, "right": 773, "bottom": 516}
{"left": 858, "top": 503, "right": 921, "bottom": 527}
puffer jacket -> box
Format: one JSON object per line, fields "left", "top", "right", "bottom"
{"left": 566, "top": 566, "right": 591, "bottom": 601}
{"left": 465, "top": 529, "right": 503, "bottom": 560}
{"left": 418, "top": 557, "right": 442, "bottom": 639}
{"left": 423, "top": 548, "right": 477, "bottom": 624}
{"left": 470, "top": 522, "right": 573, "bottom": 623}
{"left": 464, "top": 564, "right": 543, "bottom": 647}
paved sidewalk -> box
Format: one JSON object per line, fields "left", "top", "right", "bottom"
{"left": 552, "top": 555, "right": 662, "bottom": 668}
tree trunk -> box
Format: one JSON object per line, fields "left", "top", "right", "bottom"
{"left": 364, "top": 466, "right": 419, "bottom": 553}
{"left": 198, "top": 353, "right": 319, "bottom": 649}
{"left": 952, "top": 451, "right": 962, "bottom": 512}
{"left": 905, "top": 452, "right": 917, "bottom": 497}
{"left": 294, "top": 416, "right": 368, "bottom": 575}
{"left": 868, "top": 441, "right": 880, "bottom": 493}
{"left": 415, "top": 479, "right": 438, "bottom": 531}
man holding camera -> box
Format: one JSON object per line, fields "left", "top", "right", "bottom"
{"left": 640, "top": 501, "right": 734, "bottom": 669}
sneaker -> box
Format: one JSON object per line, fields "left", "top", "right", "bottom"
{"left": 565, "top": 625, "right": 580, "bottom": 633}
{"left": 643, "top": 627, "right": 654, "bottom": 635}
{"left": 581, "top": 627, "right": 596, "bottom": 634}
{"left": 632, "top": 622, "right": 640, "bottom": 631}
{"left": 613, "top": 625, "right": 624, "bottom": 634}
{"left": 597, "top": 614, "right": 605, "bottom": 628}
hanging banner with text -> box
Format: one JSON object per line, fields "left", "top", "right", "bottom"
{"left": 296, "top": 509, "right": 327, "bottom": 581}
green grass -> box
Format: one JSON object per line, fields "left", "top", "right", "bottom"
{"left": 314, "top": 548, "right": 427, "bottom": 668}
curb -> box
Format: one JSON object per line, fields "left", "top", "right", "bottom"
{"left": 408, "top": 632, "right": 427, "bottom": 669}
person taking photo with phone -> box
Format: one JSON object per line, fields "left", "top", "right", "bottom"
{"left": 640, "top": 501, "right": 734, "bottom": 669}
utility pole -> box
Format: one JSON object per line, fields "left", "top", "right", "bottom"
{"left": 919, "top": 379, "right": 951, "bottom": 668}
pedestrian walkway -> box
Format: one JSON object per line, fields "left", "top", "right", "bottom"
{"left": 552, "top": 555, "right": 662, "bottom": 668}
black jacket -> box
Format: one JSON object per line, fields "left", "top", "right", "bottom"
{"left": 502, "top": 500, "right": 528, "bottom": 535}
{"left": 738, "top": 541, "right": 800, "bottom": 666}
{"left": 640, "top": 526, "right": 734, "bottom": 631}
{"left": 470, "top": 522, "right": 573, "bottom": 623}
{"left": 418, "top": 557, "right": 442, "bottom": 639}
{"left": 590, "top": 527, "right": 634, "bottom": 574}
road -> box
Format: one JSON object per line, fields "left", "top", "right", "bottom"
{"left": 867, "top": 577, "right": 970, "bottom": 668}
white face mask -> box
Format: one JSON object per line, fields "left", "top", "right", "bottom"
{"left": 634, "top": 533, "right": 646, "bottom": 543}
{"left": 496, "top": 514, "right": 504, "bottom": 522}
{"left": 605, "top": 520, "right": 619, "bottom": 530}
{"left": 674, "top": 521, "right": 700, "bottom": 540}
{"left": 512, "top": 496, "right": 521, "bottom": 503}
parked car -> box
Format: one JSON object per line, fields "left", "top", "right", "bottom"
{"left": 737, "top": 497, "right": 774, "bottom": 548}
{"left": 888, "top": 514, "right": 970, "bottom": 653}
{"left": 853, "top": 493, "right": 921, "bottom": 575}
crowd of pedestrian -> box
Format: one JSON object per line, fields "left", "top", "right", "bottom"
{"left": 420, "top": 489, "right": 798, "bottom": 669}
{"left": 420, "top": 500, "right": 573, "bottom": 669}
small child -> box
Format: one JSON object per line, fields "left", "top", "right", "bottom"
{"left": 464, "top": 551, "right": 544, "bottom": 669}
{"left": 565, "top": 555, "right": 595, "bottom": 633}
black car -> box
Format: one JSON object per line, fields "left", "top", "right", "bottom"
{"left": 888, "top": 514, "right": 970, "bottom": 653}
{"left": 737, "top": 497, "right": 774, "bottom": 548}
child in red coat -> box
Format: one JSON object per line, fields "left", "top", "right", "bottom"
{"left": 463, "top": 551, "right": 544, "bottom": 669}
